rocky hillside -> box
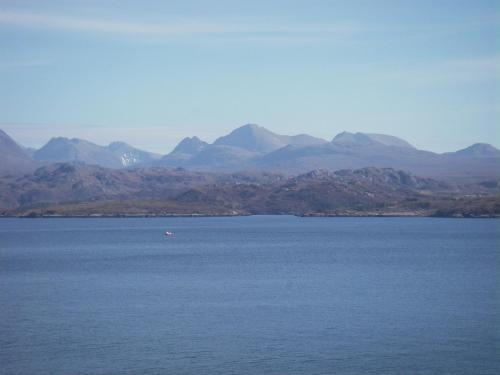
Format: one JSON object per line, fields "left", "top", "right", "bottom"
{"left": 1, "top": 163, "right": 498, "bottom": 217}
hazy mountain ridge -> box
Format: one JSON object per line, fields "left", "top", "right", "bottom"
{"left": 158, "top": 125, "right": 499, "bottom": 181}
{"left": 332, "top": 131, "right": 415, "bottom": 149}
{"left": 32, "top": 137, "right": 160, "bottom": 168}
{"left": 1, "top": 126, "right": 499, "bottom": 183}
{"left": 446, "top": 143, "right": 500, "bottom": 158}
{"left": 159, "top": 124, "right": 329, "bottom": 170}
{"left": 107, "top": 141, "right": 161, "bottom": 166}
{"left": 212, "top": 124, "right": 328, "bottom": 152}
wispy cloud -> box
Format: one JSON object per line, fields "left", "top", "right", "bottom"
{"left": 0, "top": 9, "right": 364, "bottom": 38}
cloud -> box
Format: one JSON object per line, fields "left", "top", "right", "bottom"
{"left": 0, "top": 9, "right": 364, "bottom": 39}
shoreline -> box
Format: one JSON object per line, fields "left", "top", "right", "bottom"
{"left": 1, "top": 212, "right": 498, "bottom": 219}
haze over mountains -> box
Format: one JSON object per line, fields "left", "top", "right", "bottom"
{"left": 1, "top": 124, "right": 499, "bottom": 183}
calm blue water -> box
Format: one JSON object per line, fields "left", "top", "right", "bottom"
{"left": 0, "top": 216, "right": 499, "bottom": 375}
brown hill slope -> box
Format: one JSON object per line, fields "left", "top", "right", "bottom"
{"left": 1, "top": 163, "right": 498, "bottom": 217}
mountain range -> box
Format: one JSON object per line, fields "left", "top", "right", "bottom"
{"left": 1, "top": 124, "right": 499, "bottom": 183}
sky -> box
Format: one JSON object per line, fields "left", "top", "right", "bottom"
{"left": 0, "top": 0, "right": 498, "bottom": 154}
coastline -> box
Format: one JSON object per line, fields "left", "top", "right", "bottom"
{"left": 1, "top": 212, "right": 498, "bottom": 219}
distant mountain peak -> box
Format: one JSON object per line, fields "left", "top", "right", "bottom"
{"left": 46, "top": 136, "right": 68, "bottom": 143}
{"left": 453, "top": 143, "right": 500, "bottom": 157}
{"left": 108, "top": 141, "right": 130, "bottom": 149}
{"left": 0, "top": 128, "right": 22, "bottom": 147}
{"left": 45, "top": 136, "right": 88, "bottom": 146}
{"left": 364, "top": 133, "right": 415, "bottom": 149}
{"left": 240, "top": 123, "right": 260, "bottom": 129}
{"left": 213, "top": 124, "right": 288, "bottom": 153}
{"left": 105, "top": 141, "right": 161, "bottom": 166}
{"left": 32, "top": 137, "right": 161, "bottom": 168}
{"left": 332, "top": 132, "right": 415, "bottom": 149}
{"left": 332, "top": 132, "right": 373, "bottom": 145}
{"left": 172, "top": 136, "right": 208, "bottom": 154}
{"left": 225, "top": 123, "right": 270, "bottom": 135}
{"left": 0, "top": 128, "right": 37, "bottom": 175}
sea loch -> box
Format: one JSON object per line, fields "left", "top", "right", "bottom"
{"left": 1, "top": 216, "right": 498, "bottom": 375}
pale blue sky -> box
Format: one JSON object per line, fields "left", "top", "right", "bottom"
{"left": 0, "top": 0, "right": 498, "bottom": 153}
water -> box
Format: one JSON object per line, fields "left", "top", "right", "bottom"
{"left": 0, "top": 216, "right": 498, "bottom": 375}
